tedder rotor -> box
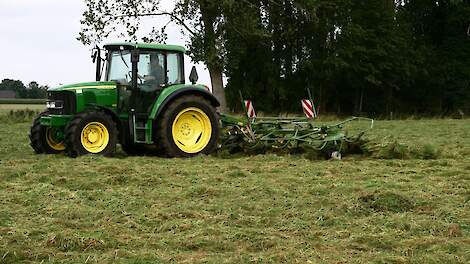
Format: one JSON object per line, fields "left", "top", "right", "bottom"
{"left": 29, "top": 42, "right": 373, "bottom": 159}
{"left": 219, "top": 96, "right": 374, "bottom": 159}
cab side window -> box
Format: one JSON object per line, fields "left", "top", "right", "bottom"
{"left": 138, "top": 54, "right": 151, "bottom": 76}
{"left": 167, "top": 53, "right": 183, "bottom": 85}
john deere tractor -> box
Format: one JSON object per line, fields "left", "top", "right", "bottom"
{"left": 29, "top": 43, "right": 220, "bottom": 157}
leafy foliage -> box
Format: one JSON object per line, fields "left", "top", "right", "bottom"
{"left": 223, "top": 0, "right": 470, "bottom": 115}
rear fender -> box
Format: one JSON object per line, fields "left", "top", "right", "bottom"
{"left": 149, "top": 85, "right": 220, "bottom": 120}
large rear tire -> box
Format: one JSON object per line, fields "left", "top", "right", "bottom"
{"left": 64, "top": 111, "right": 117, "bottom": 157}
{"left": 156, "top": 95, "right": 219, "bottom": 157}
{"left": 29, "top": 111, "right": 65, "bottom": 154}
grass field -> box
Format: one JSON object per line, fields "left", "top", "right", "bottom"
{"left": 0, "top": 109, "right": 469, "bottom": 263}
{"left": 0, "top": 99, "right": 46, "bottom": 105}
{"left": 0, "top": 104, "right": 45, "bottom": 112}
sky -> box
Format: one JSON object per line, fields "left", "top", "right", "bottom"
{"left": 0, "top": 0, "right": 211, "bottom": 88}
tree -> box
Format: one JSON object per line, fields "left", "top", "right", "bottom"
{"left": 173, "top": 0, "right": 228, "bottom": 111}
{"left": 223, "top": 0, "right": 470, "bottom": 115}
{"left": 0, "top": 79, "right": 27, "bottom": 98}
{"left": 78, "top": 0, "right": 228, "bottom": 111}
{"left": 27, "top": 82, "right": 48, "bottom": 99}
{"left": 79, "top": 0, "right": 470, "bottom": 115}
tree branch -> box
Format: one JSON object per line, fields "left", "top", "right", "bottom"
{"left": 108, "top": 12, "right": 196, "bottom": 36}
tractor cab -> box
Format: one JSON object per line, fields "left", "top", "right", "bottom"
{"left": 98, "top": 43, "right": 185, "bottom": 114}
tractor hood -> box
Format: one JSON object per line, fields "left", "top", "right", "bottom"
{"left": 47, "top": 81, "right": 118, "bottom": 113}
{"left": 48, "top": 81, "right": 117, "bottom": 92}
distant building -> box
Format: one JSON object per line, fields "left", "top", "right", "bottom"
{"left": 0, "top": 90, "right": 16, "bottom": 98}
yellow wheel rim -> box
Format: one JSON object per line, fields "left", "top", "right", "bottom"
{"left": 80, "top": 122, "right": 109, "bottom": 153}
{"left": 46, "top": 128, "right": 65, "bottom": 151}
{"left": 172, "top": 107, "right": 212, "bottom": 154}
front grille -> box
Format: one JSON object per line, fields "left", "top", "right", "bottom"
{"left": 47, "top": 91, "right": 76, "bottom": 115}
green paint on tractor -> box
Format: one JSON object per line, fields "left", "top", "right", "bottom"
{"left": 30, "top": 42, "right": 221, "bottom": 157}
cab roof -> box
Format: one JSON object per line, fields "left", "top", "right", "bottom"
{"left": 104, "top": 42, "right": 185, "bottom": 53}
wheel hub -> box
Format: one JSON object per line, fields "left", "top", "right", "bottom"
{"left": 172, "top": 108, "right": 212, "bottom": 154}
{"left": 81, "top": 122, "right": 109, "bottom": 153}
{"left": 180, "top": 123, "right": 192, "bottom": 136}
{"left": 46, "top": 127, "right": 65, "bottom": 151}
{"left": 86, "top": 129, "right": 99, "bottom": 143}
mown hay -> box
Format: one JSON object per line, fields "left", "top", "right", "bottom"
{"left": 359, "top": 192, "right": 415, "bottom": 213}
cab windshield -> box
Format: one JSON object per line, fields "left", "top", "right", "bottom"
{"left": 106, "top": 49, "right": 184, "bottom": 91}
{"left": 106, "top": 50, "right": 131, "bottom": 83}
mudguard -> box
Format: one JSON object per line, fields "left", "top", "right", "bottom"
{"left": 149, "top": 85, "right": 220, "bottom": 120}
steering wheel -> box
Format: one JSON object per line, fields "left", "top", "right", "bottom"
{"left": 127, "top": 71, "right": 145, "bottom": 84}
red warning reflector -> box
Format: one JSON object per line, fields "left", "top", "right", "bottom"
{"left": 301, "top": 99, "right": 317, "bottom": 119}
{"left": 244, "top": 100, "right": 256, "bottom": 118}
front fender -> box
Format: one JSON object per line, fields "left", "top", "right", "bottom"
{"left": 149, "top": 85, "right": 220, "bottom": 120}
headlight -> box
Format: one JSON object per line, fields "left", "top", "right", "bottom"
{"left": 46, "top": 101, "right": 63, "bottom": 109}
{"left": 46, "top": 101, "right": 56, "bottom": 108}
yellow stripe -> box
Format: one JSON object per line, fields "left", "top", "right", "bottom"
{"left": 63, "top": 85, "right": 116, "bottom": 90}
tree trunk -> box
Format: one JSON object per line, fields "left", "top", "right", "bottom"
{"left": 199, "top": 3, "right": 227, "bottom": 112}
{"left": 354, "top": 86, "right": 365, "bottom": 114}
{"left": 385, "top": 85, "right": 393, "bottom": 115}
{"left": 208, "top": 66, "right": 227, "bottom": 112}
{"left": 359, "top": 87, "right": 364, "bottom": 113}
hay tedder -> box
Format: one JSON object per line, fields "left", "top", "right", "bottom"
{"left": 219, "top": 94, "right": 374, "bottom": 159}
{"left": 29, "top": 42, "right": 373, "bottom": 159}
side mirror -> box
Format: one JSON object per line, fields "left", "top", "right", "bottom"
{"left": 91, "top": 45, "right": 100, "bottom": 63}
{"left": 93, "top": 46, "right": 102, "bottom": 81}
{"left": 189, "top": 66, "right": 199, "bottom": 84}
{"left": 92, "top": 50, "right": 98, "bottom": 63}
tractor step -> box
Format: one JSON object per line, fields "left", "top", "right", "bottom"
{"left": 132, "top": 113, "right": 153, "bottom": 144}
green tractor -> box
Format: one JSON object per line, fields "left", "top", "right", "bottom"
{"left": 29, "top": 43, "right": 220, "bottom": 157}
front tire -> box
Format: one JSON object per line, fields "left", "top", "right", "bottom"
{"left": 157, "top": 95, "right": 219, "bottom": 157}
{"left": 29, "top": 111, "right": 65, "bottom": 154}
{"left": 64, "top": 111, "right": 117, "bottom": 157}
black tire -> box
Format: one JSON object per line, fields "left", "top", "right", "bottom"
{"left": 29, "top": 111, "right": 65, "bottom": 154}
{"left": 156, "top": 95, "right": 219, "bottom": 157}
{"left": 64, "top": 111, "right": 117, "bottom": 157}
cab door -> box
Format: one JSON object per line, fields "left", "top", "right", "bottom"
{"left": 133, "top": 51, "right": 166, "bottom": 114}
